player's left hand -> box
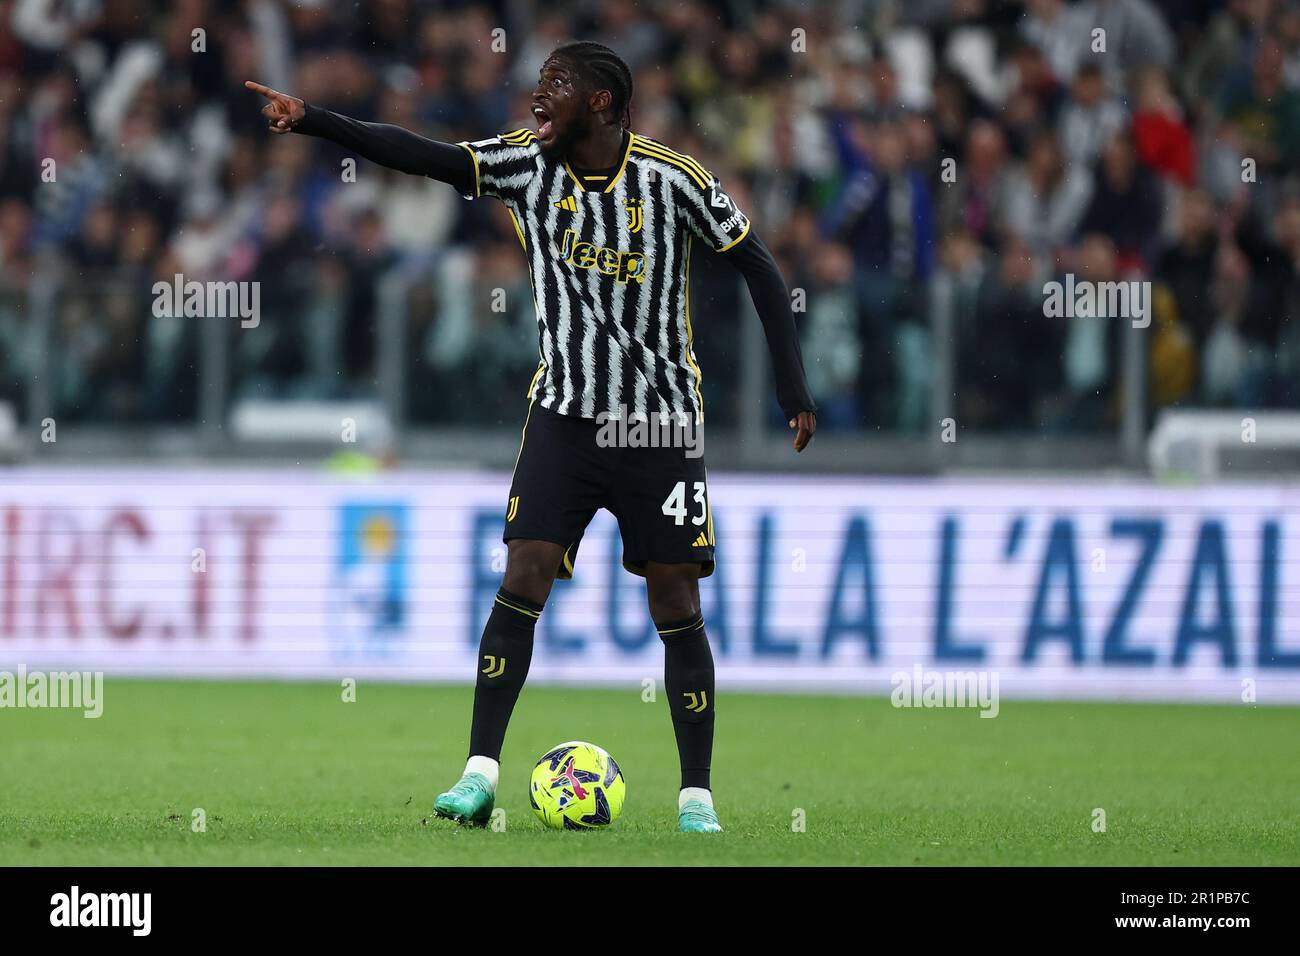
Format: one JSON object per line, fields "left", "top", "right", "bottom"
{"left": 789, "top": 411, "right": 816, "bottom": 453}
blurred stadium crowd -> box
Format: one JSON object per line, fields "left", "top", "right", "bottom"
{"left": 2, "top": 0, "right": 1299, "bottom": 435}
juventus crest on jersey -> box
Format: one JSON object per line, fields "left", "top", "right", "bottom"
{"left": 457, "top": 128, "right": 751, "bottom": 421}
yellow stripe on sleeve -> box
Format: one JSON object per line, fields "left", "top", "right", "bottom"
{"left": 457, "top": 142, "right": 481, "bottom": 198}
{"left": 632, "top": 139, "right": 711, "bottom": 185}
{"left": 630, "top": 143, "right": 709, "bottom": 190}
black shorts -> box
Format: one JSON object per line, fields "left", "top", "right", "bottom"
{"left": 504, "top": 402, "right": 714, "bottom": 579}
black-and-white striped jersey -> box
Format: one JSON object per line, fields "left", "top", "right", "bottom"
{"left": 457, "top": 128, "right": 751, "bottom": 421}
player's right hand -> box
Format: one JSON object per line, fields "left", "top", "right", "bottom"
{"left": 244, "top": 81, "right": 306, "bottom": 134}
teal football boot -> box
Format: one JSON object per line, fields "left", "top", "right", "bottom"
{"left": 433, "top": 772, "right": 495, "bottom": 826}
{"left": 678, "top": 799, "right": 723, "bottom": 833}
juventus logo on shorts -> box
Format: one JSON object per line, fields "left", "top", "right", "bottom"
{"left": 506, "top": 496, "right": 520, "bottom": 521}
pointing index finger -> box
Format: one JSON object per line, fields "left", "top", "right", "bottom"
{"left": 244, "top": 80, "right": 277, "bottom": 98}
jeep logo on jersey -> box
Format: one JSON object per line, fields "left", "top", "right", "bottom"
{"left": 558, "top": 228, "right": 645, "bottom": 284}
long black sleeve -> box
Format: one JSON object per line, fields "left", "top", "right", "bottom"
{"left": 723, "top": 231, "right": 817, "bottom": 419}
{"left": 295, "top": 104, "right": 476, "bottom": 196}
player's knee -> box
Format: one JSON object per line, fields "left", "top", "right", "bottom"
{"left": 502, "top": 541, "right": 564, "bottom": 605}
{"left": 650, "top": 593, "right": 698, "bottom": 625}
{"left": 646, "top": 567, "right": 701, "bottom": 624}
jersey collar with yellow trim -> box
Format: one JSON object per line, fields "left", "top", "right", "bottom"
{"left": 563, "top": 129, "right": 634, "bottom": 193}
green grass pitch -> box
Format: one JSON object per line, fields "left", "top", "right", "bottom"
{"left": 2, "top": 679, "right": 1298, "bottom": 866}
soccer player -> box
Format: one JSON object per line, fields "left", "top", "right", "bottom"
{"left": 247, "top": 41, "right": 816, "bottom": 833}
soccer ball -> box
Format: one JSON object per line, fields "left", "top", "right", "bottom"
{"left": 529, "top": 741, "right": 626, "bottom": 830}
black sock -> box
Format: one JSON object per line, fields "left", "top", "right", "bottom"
{"left": 468, "top": 588, "right": 542, "bottom": 761}
{"left": 659, "top": 612, "right": 715, "bottom": 791}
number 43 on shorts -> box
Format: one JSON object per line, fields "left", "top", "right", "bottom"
{"left": 661, "top": 481, "right": 708, "bottom": 526}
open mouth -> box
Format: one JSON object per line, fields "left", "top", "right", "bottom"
{"left": 533, "top": 106, "right": 553, "bottom": 139}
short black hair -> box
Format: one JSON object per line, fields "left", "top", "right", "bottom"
{"left": 547, "top": 41, "right": 633, "bottom": 128}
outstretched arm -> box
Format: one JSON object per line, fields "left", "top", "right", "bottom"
{"left": 244, "top": 80, "right": 475, "bottom": 195}
{"left": 722, "top": 231, "right": 818, "bottom": 452}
